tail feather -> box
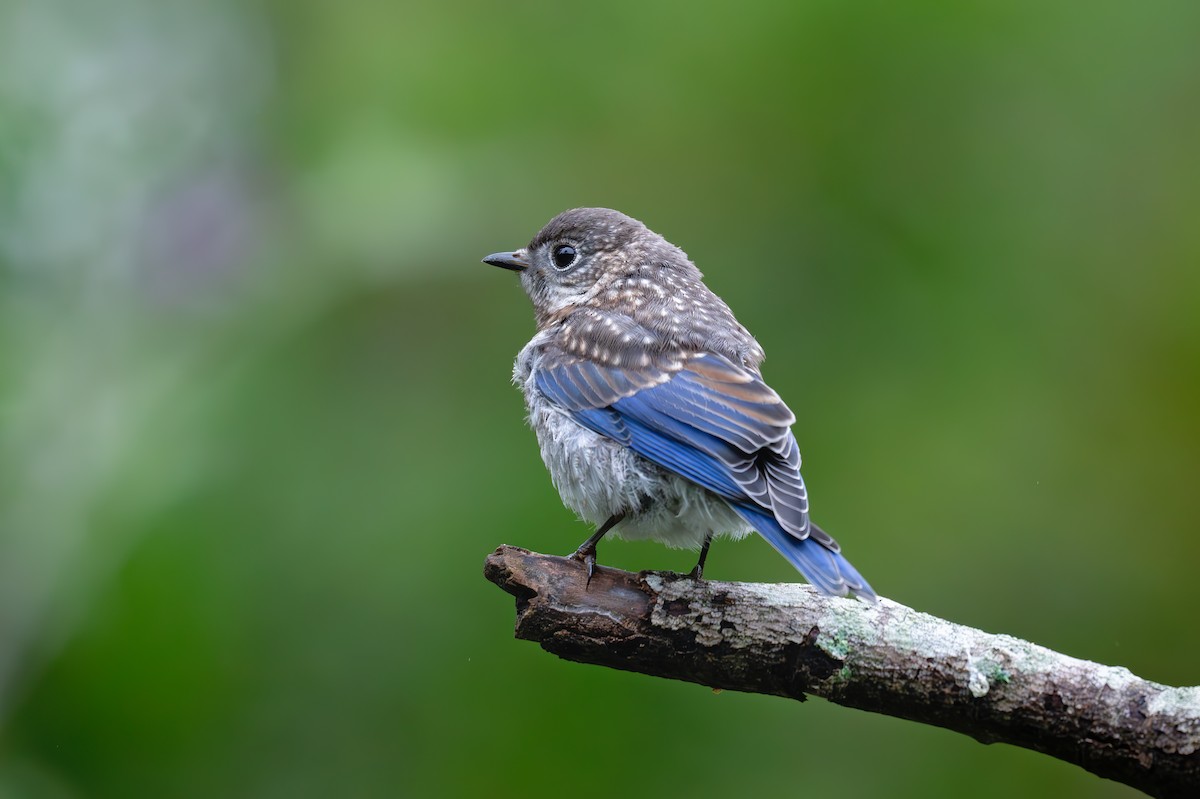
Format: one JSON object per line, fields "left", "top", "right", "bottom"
{"left": 732, "top": 504, "right": 877, "bottom": 602}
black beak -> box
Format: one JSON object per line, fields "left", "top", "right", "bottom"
{"left": 482, "top": 250, "right": 529, "bottom": 272}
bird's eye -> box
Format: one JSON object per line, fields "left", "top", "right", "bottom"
{"left": 551, "top": 244, "right": 578, "bottom": 270}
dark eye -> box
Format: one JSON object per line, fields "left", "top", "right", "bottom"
{"left": 551, "top": 244, "right": 578, "bottom": 270}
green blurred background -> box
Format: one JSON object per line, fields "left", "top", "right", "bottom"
{"left": 1, "top": 1, "right": 1197, "bottom": 796}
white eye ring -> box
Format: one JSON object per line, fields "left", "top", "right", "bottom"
{"left": 551, "top": 244, "right": 578, "bottom": 270}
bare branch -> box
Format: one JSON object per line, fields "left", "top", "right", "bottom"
{"left": 484, "top": 545, "right": 1199, "bottom": 798}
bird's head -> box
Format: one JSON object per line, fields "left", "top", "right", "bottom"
{"left": 483, "top": 207, "right": 688, "bottom": 327}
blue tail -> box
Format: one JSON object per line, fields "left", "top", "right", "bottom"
{"left": 732, "top": 504, "right": 877, "bottom": 602}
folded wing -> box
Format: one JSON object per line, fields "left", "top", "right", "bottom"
{"left": 535, "top": 327, "right": 875, "bottom": 599}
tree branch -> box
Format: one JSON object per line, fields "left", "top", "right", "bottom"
{"left": 484, "top": 545, "right": 1199, "bottom": 798}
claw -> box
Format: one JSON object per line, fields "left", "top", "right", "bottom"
{"left": 570, "top": 545, "right": 598, "bottom": 589}
{"left": 568, "top": 513, "right": 624, "bottom": 591}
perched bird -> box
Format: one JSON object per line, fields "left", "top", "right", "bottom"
{"left": 484, "top": 208, "right": 875, "bottom": 600}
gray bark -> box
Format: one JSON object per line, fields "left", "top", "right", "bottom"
{"left": 483, "top": 545, "right": 1199, "bottom": 798}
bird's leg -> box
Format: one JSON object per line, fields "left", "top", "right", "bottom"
{"left": 687, "top": 532, "right": 713, "bottom": 580}
{"left": 571, "top": 513, "right": 625, "bottom": 587}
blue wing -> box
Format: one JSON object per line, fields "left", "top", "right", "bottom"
{"left": 535, "top": 345, "right": 875, "bottom": 600}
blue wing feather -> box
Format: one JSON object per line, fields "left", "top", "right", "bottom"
{"left": 574, "top": 407, "right": 744, "bottom": 499}
{"left": 641, "top": 374, "right": 769, "bottom": 451}
{"left": 607, "top": 367, "right": 811, "bottom": 534}
{"left": 613, "top": 392, "right": 746, "bottom": 464}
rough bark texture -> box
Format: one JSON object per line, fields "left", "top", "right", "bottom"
{"left": 484, "top": 545, "right": 1199, "bottom": 798}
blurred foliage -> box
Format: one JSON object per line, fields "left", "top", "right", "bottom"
{"left": 1, "top": 0, "right": 1197, "bottom": 797}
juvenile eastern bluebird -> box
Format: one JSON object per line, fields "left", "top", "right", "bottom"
{"left": 484, "top": 208, "right": 875, "bottom": 600}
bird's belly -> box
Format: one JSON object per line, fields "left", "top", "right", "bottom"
{"left": 525, "top": 390, "right": 752, "bottom": 550}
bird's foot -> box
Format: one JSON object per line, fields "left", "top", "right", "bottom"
{"left": 569, "top": 544, "right": 599, "bottom": 588}
{"left": 685, "top": 563, "right": 705, "bottom": 580}
{"left": 567, "top": 513, "right": 624, "bottom": 590}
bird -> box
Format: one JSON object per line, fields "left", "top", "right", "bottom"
{"left": 483, "top": 208, "right": 876, "bottom": 601}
